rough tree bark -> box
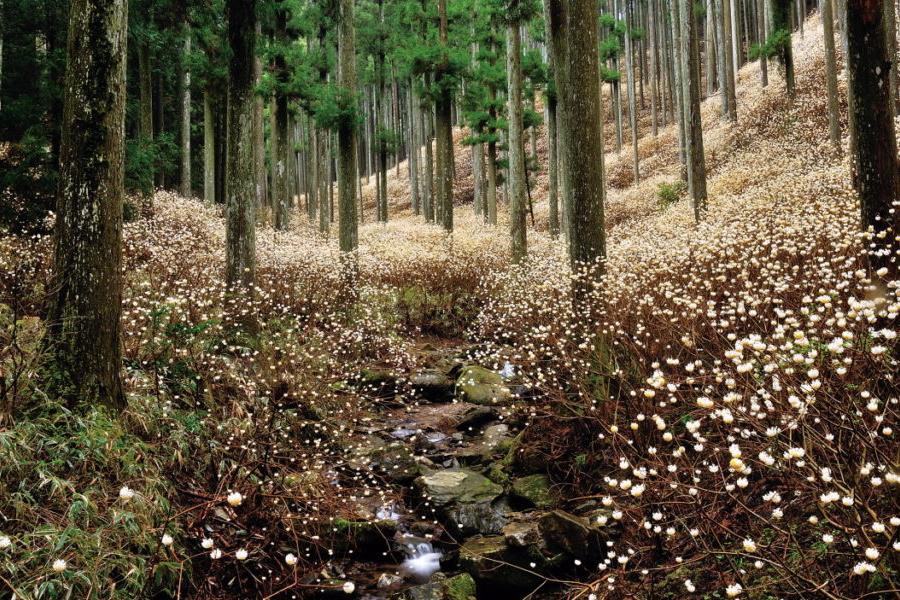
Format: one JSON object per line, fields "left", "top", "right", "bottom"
{"left": 338, "top": 0, "right": 358, "bottom": 253}
{"left": 757, "top": 0, "right": 768, "bottom": 86}
{"left": 436, "top": 0, "right": 453, "bottom": 231}
{"left": 682, "top": 0, "right": 708, "bottom": 220}
{"left": 273, "top": 2, "right": 290, "bottom": 230}
{"left": 769, "top": 0, "right": 794, "bottom": 97}
{"left": 625, "top": 0, "right": 640, "bottom": 184}
{"left": 204, "top": 89, "right": 215, "bottom": 203}
{"left": 225, "top": 0, "right": 257, "bottom": 290}
{"left": 180, "top": 27, "right": 191, "bottom": 198}
{"left": 846, "top": 0, "right": 900, "bottom": 281}
{"left": 822, "top": 0, "right": 840, "bottom": 151}
{"left": 551, "top": 0, "right": 606, "bottom": 279}
{"left": 508, "top": 15, "right": 527, "bottom": 263}
{"left": 47, "top": 0, "right": 128, "bottom": 410}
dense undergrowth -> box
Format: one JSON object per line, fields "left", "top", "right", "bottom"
{"left": 1, "top": 14, "right": 898, "bottom": 600}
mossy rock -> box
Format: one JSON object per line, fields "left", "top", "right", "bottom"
{"left": 395, "top": 573, "right": 475, "bottom": 600}
{"left": 331, "top": 518, "right": 398, "bottom": 558}
{"left": 455, "top": 366, "right": 513, "bottom": 406}
{"left": 510, "top": 474, "right": 556, "bottom": 508}
{"left": 415, "top": 469, "right": 502, "bottom": 506}
{"left": 355, "top": 368, "right": 398, "bottom": 398}
{"left": 354, "top": 438, "right": 421, "bottom": 484}
{"left": 409, "top": 370, "right": 454, "bottom": 402}
{"left": 458, "top": 536, "right": 544, "bottom": 593}
{"left": 441, "top": 573, "right": 476, "bottom": 600}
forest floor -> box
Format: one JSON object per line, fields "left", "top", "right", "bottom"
{"left": 1, "top": 13, "right": 898, "bottom": 600}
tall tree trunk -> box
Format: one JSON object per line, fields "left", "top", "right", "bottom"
{"left": 318, "top": 127, "right": 329, "bottom": 233}
{"left": 253, "top": 22, "right": 266, "bottom": 209}
{"left": 682, "top": 0, "right": 708, "bottom": 220}
{"left": 707, "top": 0, "right": 718, "bottom": 97}
{"left": 408, "top": 79, "right": 421, "bottom": 214}
{"left": 338, "top": 0, "right": 358, "bottom": 253}
{"left": 769, "top": 0, "right": 795, "bottom": 97}
{"left": 672, "top": 0, "right": 688, "bottom": 178}
{"left": 625, "top": 0, "right": 640, "bottom": 184}
{"left": 138, "top": 40, "right": 153, "bottom": 143}
{"left": 486, "top": 139, "right": 498, "bottom": 225}
{"left": 473, "top": 143, "right": 485, "bottom": 216}
{"left": 508, "top": 17, "right": 527, "bottom": 263}
{"left": 545, "top": 0, "right": 571, "bottom": 239}
{"left": 47, "top": 0, "right": 128, "bottom": 410}
{"left": 204, "top": 89, "right": 215, "bottom": 203}
{"left": 423, "top": 98, "right": 435, "bottom": 222}
{"left": 547, "top": 92, "right": 560, "bottom": 237}
{"left": 883, "top": 0, "right": 898, "bottom": 112}
{"left": 558, "top": 0, "right": 606, "bottom": 288}
{"left": 225, "top": 0, "right": 257, "bottom": 290}
{"left": 0, "top": 0, "right": 4, "bottom": 112}
{"left": 649, "top": 0, "right": 660, "bottom": 135}
{"left": 273, "top": 2, "right": 290, "bottom": 230}
{"left": 722, "top": 0, "right": 738, "bottom": 119}
{"left": 847, "top": 0, "right": 900, "bottom": 282}
{"left": 822, "top": 0, "right": 841, "bottom": 151}
{"left": 436, "top": 0, "right": 453, "bottom": 231}
{"left": 180, "top": 28, "right": 192, "bottom": 198}
{"left": 757, "top": 0, "right": 768, "bottom": 86}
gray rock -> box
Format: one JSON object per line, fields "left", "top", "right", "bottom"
{"left": 409, "top": 371, "right": 454, "bottom": 402}
{"left": 455, "top": 366, "right": 513, "bottom": 406}
{"left": 415, "top": 469, "right": 502, "bottom": 506}
{"left": 415, "top": 469, "right": 508, "bottom": 536}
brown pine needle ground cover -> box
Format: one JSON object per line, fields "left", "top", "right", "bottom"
{"left": 0, "top": 13, "right": 897, "bottom": 600}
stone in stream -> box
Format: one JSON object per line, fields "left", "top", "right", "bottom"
{"left": 409, "top": 370, "right": 454, "bottom": 402}
{"left": 331, "top": 518, "right": 398, "bottom": 559}
{"left": 454, "top": 366, "right": 513, "bottom": 406}
{"left": 414, "top": 469, "right": 509, "bottom": 535}
{"left": 351, "top": 436, "right": 422, "bottom": 484}
{"left": 452, "top": 405, "right": 496, "bottom": 432}
{"left": 394, "top": 572, "right": 476, "bottom": 600}
{"left": 457, "top": 535, "right": 547, "bottom": 594}
{"left": 450, "top": 424, "right": 513, "bottom": 466}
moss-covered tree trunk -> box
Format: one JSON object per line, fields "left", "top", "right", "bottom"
{"left": 847, "top": 0, "right": 900, "bottom": 282}
{"left": 225, "top": 0, "right": 257, "bottom": 289}
{"left": 507, "top": 16, "right": 527, "bottom": 263}
{"left": 47, "top": 0, "right": 128, "bottom": 411}
{"left": 338, "top": 0, "right": 358, "bottom": 253}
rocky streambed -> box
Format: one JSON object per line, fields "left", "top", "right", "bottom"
{"left": 324, "top": 343, "right": 618, "bottom": 600}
